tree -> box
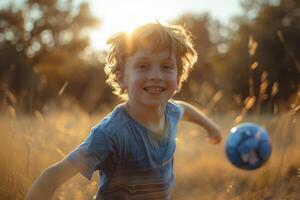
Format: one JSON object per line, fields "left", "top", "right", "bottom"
{"left": 0, "top": 0, "right": 102, "bottom": 113}
{"left": 213, "top": 0, "right": 300, "bottom": 111}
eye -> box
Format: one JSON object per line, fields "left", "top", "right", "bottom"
{"left": 136, "top": 64, "right": 148, "bottom": 71}
{"left": 162, "top": 64, "right": 175, "bottom": 71}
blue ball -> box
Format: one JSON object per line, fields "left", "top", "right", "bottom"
{"left": 225, "top": 123, "right": 272, "bottom": 170}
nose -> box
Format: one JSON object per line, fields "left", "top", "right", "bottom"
{"left": 148, "top": 66, "right": 163, "bottom": 81}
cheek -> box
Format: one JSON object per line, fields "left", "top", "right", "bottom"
{"left": 125, "top": 72, "right": 143, "bottom": 90}
{"left": 172, "top": 71, "right": 179, "bottom": 85}
{"left": 167, "top": 74, "right": 179, "bottom": 89}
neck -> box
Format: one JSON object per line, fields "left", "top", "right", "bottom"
{"left": 124, "top": 101, "right": 166, "bottom": 133}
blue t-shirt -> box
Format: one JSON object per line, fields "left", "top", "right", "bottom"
{"left": 67, "top": 101, "right": 182, "bottom": 200}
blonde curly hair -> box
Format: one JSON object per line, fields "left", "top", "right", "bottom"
{"left": 104, "top": 22, "right": 198, "bottom": 100}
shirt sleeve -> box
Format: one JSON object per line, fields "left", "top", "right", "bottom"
{"left": 166, "top": 100, "right": 183, "bottom": 123}
{"left": 66, "top": 127, "right": 112, "bottom": 180}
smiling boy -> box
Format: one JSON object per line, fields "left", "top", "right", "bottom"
{"left": 25, "top": 22, "right": 222, "bottom": 200}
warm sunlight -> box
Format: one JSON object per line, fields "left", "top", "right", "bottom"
{"left": 88, "top": 0, "right": 242, "bottom": 50}
{"left": 88, "top": 0, "right": 172, "bottom": 50}
{"left": 2, "top": 0, "right": 299, "bottom": 199}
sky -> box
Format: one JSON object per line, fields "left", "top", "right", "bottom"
{"left": 0, "top": 0, "right": 243, "bottom": 50}
{"left": 88, "top": 0, "right": 242, "bottom": 50}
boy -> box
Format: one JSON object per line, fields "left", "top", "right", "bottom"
{"left": 25, "top": 22, "right": 222, "bottom": 200}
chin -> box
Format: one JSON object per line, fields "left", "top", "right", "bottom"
{"left": 141, "top": 99, "right": 169, "bottom": 108}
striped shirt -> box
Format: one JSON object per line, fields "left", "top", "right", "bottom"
{"left": 67, "top": 101, "right": 182, "bottom": 200}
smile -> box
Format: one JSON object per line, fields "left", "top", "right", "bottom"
{"left": 143, "top": 86, "right": 166, "bottom": 93}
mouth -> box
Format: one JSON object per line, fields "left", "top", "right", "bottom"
{"left": 143, "top": 86, "right": 166, "bottom": 94}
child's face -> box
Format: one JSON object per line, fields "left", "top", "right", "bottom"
{"left": 121, "top": 48, "right": 178, "bottom": 108}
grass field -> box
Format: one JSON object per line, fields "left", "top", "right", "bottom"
{"left": 0, "top": 104, "right": 299, "bottom": 200}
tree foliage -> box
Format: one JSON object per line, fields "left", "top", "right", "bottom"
{"left": 175, "top": 0, "right": 299, "bottom": 112}
{"left": 0, "top": 0, "right": 108, "bottom": 112}
{"left": 217, "top": 0, "right": 300, "bottom": 111}
{"left": 0, "top": 0, "right": 299, "bottom": 113}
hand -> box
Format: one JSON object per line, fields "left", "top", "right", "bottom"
{"left": 207, "top": 127, "right": 222, "bottom": 144}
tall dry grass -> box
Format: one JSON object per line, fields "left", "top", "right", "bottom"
{"left": 174, "top": 112, "right": 300, "bottom": 200}
{"left": 0, "top": 101, "right": 299, "bottom": 199}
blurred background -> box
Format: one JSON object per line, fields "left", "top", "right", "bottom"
{"left": 0, "top": 0, "right": 299, "bottom": 114}
{"left": 0, "top": 0, "right": 299, "bottom": 199}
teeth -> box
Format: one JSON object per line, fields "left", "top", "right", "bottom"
{"left": 144, "top": 87, "right": 164, "bottom": 92}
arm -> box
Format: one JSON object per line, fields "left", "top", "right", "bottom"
{"left": 175, "top": 100, "right": 222, "bottom": 144}
{"left": 24, "top": 158, "right": 79, "bottom": 200}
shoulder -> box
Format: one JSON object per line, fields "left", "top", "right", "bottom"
{"left": 92, "top": 104, "right": 131, "bottom": 137}
{"left": 166, "top": 100, "right": 182, "bottom": 113}
{"left": 81, "top": 105, "right": 131, "bottom": 151}
{"left": 166, "top": 100, "right": 183, "bottom": 121}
